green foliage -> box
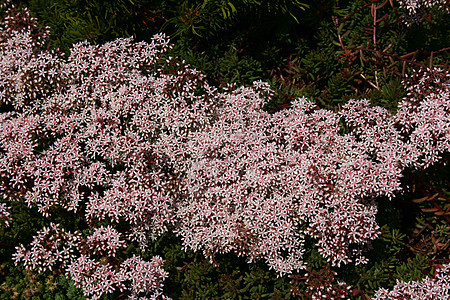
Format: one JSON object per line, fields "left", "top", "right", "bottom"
{"left": 161, "top": 0, "right": 309, "bottom": 37}
{"left": 267, "top": 0, "right": 448, "bottom": 110}
{"left": 0, "top": 266, "right": 85, "bottom": 299}
{"left": 24, "top": 0, "right": 162, "bottom": 53}
{"left": 172, "top": 38, "right": 264, "bottom": 87}
{"left": 0, "top": 198, "right": 87, "bottom": 299}
{"left": 394, "top": 255, "right": 433, "bottom": 283}
{"left": 138, "top": 232, "right": 296, "bottom": 299}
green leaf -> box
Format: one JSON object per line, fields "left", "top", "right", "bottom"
{"left": 228, "top": 2, "right": 237, "bottom": 14}
{"left": 221, "top": 7, "right": 228, "bottom": 19}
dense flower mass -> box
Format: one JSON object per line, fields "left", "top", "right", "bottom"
{"left": 0, "top": 5, "right": 181, "bottom": 298}
{"left": 0, "top": 2, "right": 449, "bottom": 298}
{"left": 174, "top": 68, "right": 448, "bottom": 274}
{"left": 176, "top": 90, "right": 388, "bottom": 273}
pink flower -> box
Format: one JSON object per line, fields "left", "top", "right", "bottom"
{"left": 1, "top": 2, "right": 449, "bottom": 297}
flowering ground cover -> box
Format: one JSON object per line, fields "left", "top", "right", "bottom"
{"left": 0, "top": 0, "right": 449, "bottom": 299}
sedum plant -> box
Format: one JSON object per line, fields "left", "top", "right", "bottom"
{"left": 0, "top": 1, "right": 449, "bottom": 299}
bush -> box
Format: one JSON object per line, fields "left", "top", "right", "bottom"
{"left": 0, "top": 0, "right": 449, "bottom": 299}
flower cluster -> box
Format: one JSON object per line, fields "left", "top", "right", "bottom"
{"left": 66, "top": 255, "right": 125, "bottom": 300}
{"left": 84, "top": 226, "right": 126, "bottom": 257}
{"left": 0, "top": 5, "right": 55, "bottom": 107}
{"left": 395, "top": 68, "right": 450, "bottom": 168}
{"left": 13, "top": 223, "right": 81, "bottom": 272}
{"left": 65, "top": 255, "right": 168, "bottom": 300}
{"left": 374, "top": 263, "right": 450, "bottom": 299}
{"left": 120, "top": 255, "right": 169, "bottom": 299}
